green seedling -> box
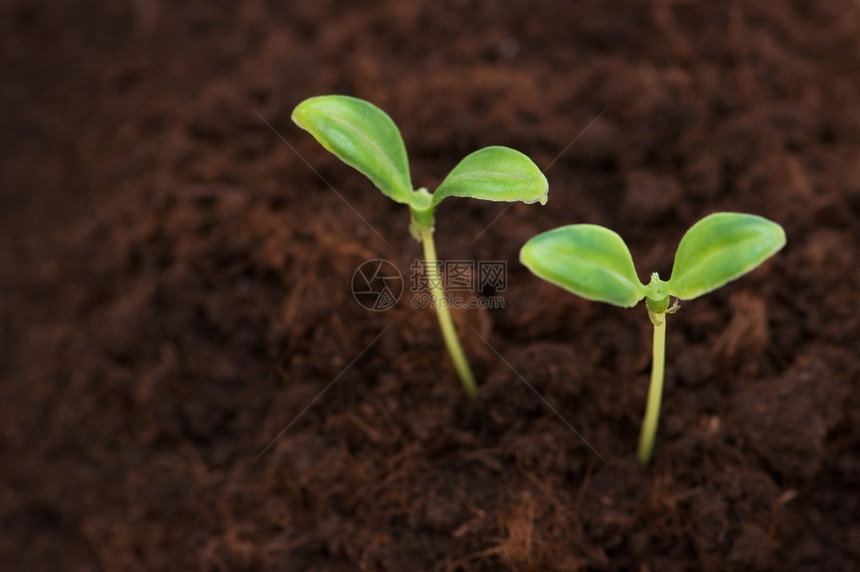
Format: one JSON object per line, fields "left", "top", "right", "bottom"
{"left": 520, "top": 213, "right": 785, "bottom": 465}
{"left": 292, "top": 95, "right": 548, "bottom": 398}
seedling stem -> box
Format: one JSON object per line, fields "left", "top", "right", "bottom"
{"left": 415, "top": 219, "right": 478, "bottom": 398}
{"left": 638, "top": 309, "right": 667, "bottom": 465}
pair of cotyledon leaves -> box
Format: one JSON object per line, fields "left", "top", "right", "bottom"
{"left": 520, "top": 214, "right": 786, "bottom": 307}
{"left": 292, "top": 95, "right": 549, "bottom": 211}
{"left": 293, "top": 95, "right": 786, "bottom": 309}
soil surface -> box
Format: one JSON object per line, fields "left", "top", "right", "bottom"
{"left": 2, "top": 1, "right": 859, "bottom": 570}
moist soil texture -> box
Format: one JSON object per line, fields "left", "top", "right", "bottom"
{"left": 2, "top": 1, "right": 859, "bottom": 570}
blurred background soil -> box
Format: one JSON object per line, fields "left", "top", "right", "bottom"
{"left": 1, "top": 1, "right": 859, "bottom": 570}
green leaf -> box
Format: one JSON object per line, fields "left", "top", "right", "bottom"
{"left": 432, "top": 146, "right": 548, "bottom": 207}
{"left": 520, "top": 225, "right": 647, "bottom": 307}
{"left": 292, "top": 95, "right": 414, "bottom": 204}
{"left": 667, "top": 212, "right": 786, "bottom": 300}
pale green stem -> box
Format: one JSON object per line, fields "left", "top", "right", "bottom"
{"left": 417, "top": 224, "right": 478, "bottom": 399}
{"left": 637, "top": 310, "right": 667, "bottom": 466}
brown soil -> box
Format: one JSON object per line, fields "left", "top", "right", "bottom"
{"left": 2, "top": 1, "right": 859, "bottom": 570}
